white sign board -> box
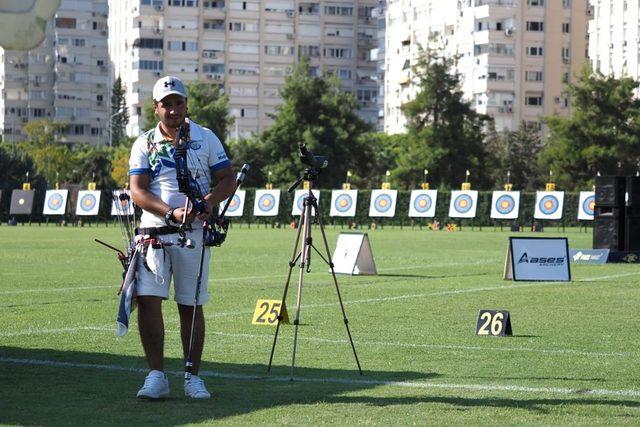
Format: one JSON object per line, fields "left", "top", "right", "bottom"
{"left": 330, "top": 189, "right": 358, "bottom": 217}
{"left": 369, "top": 189, "right": 397, "bottom": 217}
{"left": 577, "top": 191, "right": 595, "bottom": 221}
{"left": 331, "top": 232, "right": 377, "bottom": 275}
{"left": 111, "top": 190, "right": 134, "bottom": 216}
{"left": 449, "top": 190, "right": 478, "bottom": 218}
{"left": 490, "top": 191, "right": 520, "bottom": 220}
{"left": 534, "top": 191, "right": 565, "bottom": 220}
{"left": 220, "top": 189, "right": 246, "bottom": 217}
{"left": 504, "top": 237, "right": 571, "bottom": 281}
{"left": 76, "top": 190, "right": 101, "bottom": 216}
{"left": 408, "top": 189, "right": 437, "bottom": 217}
{"left": 253, "top": 189, "right": 280, "bottom": 217}
{"left": 43, "top": 189, "right": 68, "bottom": 215}
{"left": 292, "top": 189, "right": 320, "bottom": 216}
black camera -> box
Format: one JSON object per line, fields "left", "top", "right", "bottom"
{"left": 298, "top": 142, "right": 328, "bottom": 169}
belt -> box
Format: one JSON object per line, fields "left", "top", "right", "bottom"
{"left": 136, "top": 226, "right": 180, "bottom": 236}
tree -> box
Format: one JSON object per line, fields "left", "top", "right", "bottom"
{"left": 69, "top": 144, "right": 116, "bottom": 189}
{"left": 395, "top": 45, "right": 493, "bottom": 189}
{"left": 111, "top": 76, "right": 129, "bottom": 146}
{"left": 542, "top": 65, "right": 640, "bottom": 189}
{"left": 18, "top": 120, "right": 70, "bottom": 186}
{"left": 260, "top": 58, "right": 371, "bottom": 188}
{"left": 110, "top": 144, "right": 132, "bottom": 188}
{"left": 0, "top": 143, "right": 46, "bottom": 214}
{"left": 142, "top": 81, "right": 233, "bottom": 143}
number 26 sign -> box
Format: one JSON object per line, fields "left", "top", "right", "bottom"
{"left": 475, "top": 309, "right": 512, "bottom": 336}
{"left": 252, "top": 299, "right": 289, "bottom": 326}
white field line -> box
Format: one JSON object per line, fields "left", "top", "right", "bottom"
{"left": 1, "top": 356, "right": 639, "bottom": 399}
{"left": 0, "top": 259, "right": 497, "bottom": 296}
{"left": 0, "top": 325, "right": 634, "bottom": 359}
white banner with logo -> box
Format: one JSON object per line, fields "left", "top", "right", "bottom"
{"left": 408, "top": 189, "right": 437, "bottom": 218}
{"left": 490, "top": 191, "right": 520, "bottom": 220}
{"left": 331, "top": 232, "right": 377, "bottom": 275}
{"left": 504, "top": 237, "right": 571, "bottom": 281}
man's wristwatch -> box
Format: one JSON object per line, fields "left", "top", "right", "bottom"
{"left": 165, "top": 208, "right": 177, "bottom": 226}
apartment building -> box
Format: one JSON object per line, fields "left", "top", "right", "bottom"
{"left": 370, "top": 0, "right": 386, "bottom": 131}
{"left": 0, "top": 0, "right": 110, "bottom": 145}
{"left": 588, "top": 0, "right": 638, "bottom": 78}
{"left": 108, "top": 0, "right": 378, "bottom": 139}
{"left": 384, "top": 0, "right": 589, "bottom": 135}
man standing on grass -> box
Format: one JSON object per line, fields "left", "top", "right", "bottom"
{"left": 129, "top": 75, "right": 235, "bottom": 399}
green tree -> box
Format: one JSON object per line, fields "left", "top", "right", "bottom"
{"left": 18, "top": 120, "right": 70, "bottom": 186}
{"left": 542, "top": 65, "right": 640, "bottom": 189}
{"left": 260, "top": 58, "right": 371, "bottom": 188}
{"left": 110, "top": 76, "right": 129, "bottom": 146}
{"left": 396, "top": 46, "right": 493, "bottom": 189}
{"left": 0, "top": 143, "right": 46, "bottom": 214}
{"left": 70, "top": 144, "right": 116, "bottom": 189}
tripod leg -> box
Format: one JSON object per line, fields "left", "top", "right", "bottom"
{"left": 267, "top": 207, "right": 305, "bottom": 373}
{"left": 289, "top": 198, "right": 312, "bottom": 380}
{"left": 315, "top": 210, "right": 364, "bottom": 375}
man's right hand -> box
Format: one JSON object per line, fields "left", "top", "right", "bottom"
{"left": 172, "top": 206, "right": 197, "bottom": 224}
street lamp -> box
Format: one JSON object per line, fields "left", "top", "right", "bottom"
{"left": 108, "top": 108, "right": 125, "bottom": 147}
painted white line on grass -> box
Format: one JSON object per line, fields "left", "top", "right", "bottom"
{"left": 1, "top": 325, "right": 633, "bottom": 359}
{"left": 1, "top": 356, "right": 639, "bottom": 399}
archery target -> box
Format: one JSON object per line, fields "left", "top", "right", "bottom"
{"left": 9, "top": 189, "right": 35, "bottom": 215}
{"left": 292, "top": 189, "right": 320, "bottom": 216}
{"left": 219, "top": 190, "right": 245, "bottom": 217}
{"left": 369, "top": 189, "right": 397, "bottom": 217}
{"left": 253, "top": 189, "right": 280, "bottom": 216}
{"left": 448, "top": 190, "right": 478, "bottom": 218}
{"left": 534, "top": 191, "right": 564, "bottom": 220}
{"left": 330, "top": 190, "right": 357, "bottom": 217}
{"left": 111, "top": 190, "right": 135, "bottom": 216}
{"left": 490, "top": 191, "right": 520, "bottom": 220}
{"left": 43, "top": 189, "right": 68, "bottom": 215}
{"left": 409, "top": 190, "right": 437, "bottom": 217}
{"left": 577, "top": 191, "right": 595, "bottom": 221}
{"left": 76, "top": 190, "right": 101, "bottom": 216}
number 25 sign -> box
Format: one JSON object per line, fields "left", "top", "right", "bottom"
{"left": 252, "top": 299, "right": 289, "bottom": 326}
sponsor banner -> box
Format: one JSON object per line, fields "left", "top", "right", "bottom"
{"left": 220, "top": 189, "right": 246, "bottom": 217}
{"left": 76, "top": 190, "right": 101, "bottom": 216}
{"left": 490, "top": 191, "right": 520, "bottom": 220}
{"left": 607, "top": 251, "right": 640, "bottom": 264}
{"left": 331, "top": 232, "right": 377, "bottom": 275}
{"left": 10, "top": 189, "right": 35, "bottom": 215}
{"left": 369, "top": 189, "right": 398, "bottom": 218}
{"left": 253, "top": 189, "right": 280, "bottom": 217}
{"left": 330, "top": 189, "right": 358, "bottom": 217}
{"left": 569, "top": 249, "right": 609, "bottom": 264}
{"left": 534, "top": 191, "right": 564, "bottom": 220}
{"left": 292, "top": 189, "right": 320, "bottom": 216}
{"left": 577, "top": 191, "right": 595, "bottom": 221}
{"left": 43, "top": 189, "right": 69, "bottom": 215}
{"left": 504, "top": 237, "right": 571, "bottom": 281}
{"left": 449, "top": 190, "right": 478, "bottom": 218}
{"left": 408, "top": 189, "right": 438, "bottom": 218}
{"left": 110, "top": 190, "right": 134, "bottom": 216}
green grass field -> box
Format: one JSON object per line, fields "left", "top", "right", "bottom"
{"left": 1, "top": 224, "right": 639, "bottom": 425}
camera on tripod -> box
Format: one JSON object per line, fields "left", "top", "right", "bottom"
{"left": 298, "top": 142, "right": 328, "bottom": 170}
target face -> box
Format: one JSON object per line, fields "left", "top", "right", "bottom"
{"left": 10, "top": 189, "right": 35, "bottom": 215}
{"left": 534, "top": 191, "right": 564, "bottom": 220}
{"left": 48, "top": 194, "right": 63, "bottom": 210}
{"left": 409, "top": 190, "right": 437, "bottom": 217}
{"left": 253, "top": 190, "right": 280, "bottom": 216}
{"left": 292, "top": 190, "right": 319, "bottom": 216}
{"left": 43, "top": 190, "right": 69, "bottom": 215}
{"left": 228, "top": 195, "right": 240, "bottom": 212}
{"left": 368, "top": 190, "right": 397, "bottom": 217}
{"left": 448, "top": 190, "right": 478, "bottom": 218}
{"left": 490, "top": 191, "right": 520, "bottom": 219}
{"left": 76, "top": 190, "right": 101, "bottom": 216}
{"left": 577, "top": 191, "right": 595, "bottom": 221}
{"left": 220, "top": 190, "right": 245, "bottom": 217}
{"left": 335, "top": 194, "right": 353, "bottom": 212}
{"left": 330, "top": 190, "right": 357, "bottom": 217}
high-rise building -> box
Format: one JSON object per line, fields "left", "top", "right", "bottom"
{"left": 370, "top": 0, "right": 386, "bottom": 131}
{"left": 0, "top": 0, "right": 110, "bottom": 145}
{"left": 108, "top": 0, "right": 378, "bottom": 139}
{"left": 384, "top": 0, "right": 589, "bottom": 135}
{"left": 587, "top": 0, "right": 636, "bottom": 78}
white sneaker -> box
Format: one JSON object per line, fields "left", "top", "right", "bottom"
{"left": 137, "top": 370, "right": 170, "bottom": 399}
{"left": 184, "top": 375, "right": 211, "bottom": 399}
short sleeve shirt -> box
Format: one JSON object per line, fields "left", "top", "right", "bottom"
{"left": 129, "top": 119, "right": 231, "bottom": 228}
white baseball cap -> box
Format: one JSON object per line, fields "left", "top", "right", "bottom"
{"left": 152, "top": 75, "right": 187, "bottom": 102}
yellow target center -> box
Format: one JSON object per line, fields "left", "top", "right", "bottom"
{"left": 459, "top": 200, "right": 468, "bottom": 208}
{"left": 379, "top": 199, "right": 388, "bottom": 207}
{"left": 588, "top": 202, "right": 595, "bottom": 210}
{"left": 339, "top": 199, "right": 348, "bottom": 207}
{"left": 263, "top": 199, "right": 271, "bottom": 207}
{"left": 500, "top": 201, "right": 510, "bottom": 209}
{"left": 419, "top": 200, "right": 427, "bottom": 207}
{"left": 544, "top": 201, "right": 554, "bottom": 209}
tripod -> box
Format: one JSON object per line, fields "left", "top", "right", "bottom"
{"left": 267, "top": 167, "right": 363, "bottom": 379}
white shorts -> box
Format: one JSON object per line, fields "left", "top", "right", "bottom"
{"left": 135, "top": 228, "right": 211, "bottom": 306}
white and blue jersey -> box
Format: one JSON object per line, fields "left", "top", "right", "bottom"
{"left": 129, "top": 119, "right": 231, "bottom": 228}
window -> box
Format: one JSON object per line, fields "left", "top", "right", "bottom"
{"left": 203, "top": 1, "right": 225, "bottom": 8}
{"left": 526, "top": 21, "right": 544, "bottom": 31}
{"left": 168, "top": 41, "right": 198, "bottom": 51}
{"left": 562, "top": 47, "right": 570, "bottom": 61}
{"left": 562, "top": 22, "right": 570, "bottom": 33}
{"left": 72, "top": 38, "right": 85, "bottom": 47}
{"left": 525, "top": 71, "right": 543, "bottom": 81}
{"left": 527, "top": 46, "right": 544, "bottom": 56}
{"left": 133, "top": 60, "right": 163, "bottom": 70}
{"left": 299, "top": 45, "right": 320, "bottom": 58}
{"left": 32, "top": 108, "right": 45, "bottom": 118}
{"left": 525, "top": 95, "right": 543, "bottom": 106}
{"left": 527, "top": 0, "right": 544, "bottom": 5}
{"left": 264, "top": 45, "right": 294, "bottom": 56}
{"left": 203, "top": 63, "right": 224, "bottom": 73}
{"left": 55, "top": 17, "right": 76, "bottom": 29}
{"left": 562, "top": 0, "right": 571, "bottom": 7}
{"left": 203, "top": 19, "right": 225, "bottom": 30}
{"left": 323, "top": 47, "right": 352, "bottom": 58}
{"left": 229, "top": 21, "right": 258, "bottom": 32}
{"left": 169, "top": 0, "right": 198, "bottom": 6}
{"left": 133, "top": 38, "right": 163, "bottom": 49}
{"left": 324, "top": 6, "right": 353, "bottom": 16}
